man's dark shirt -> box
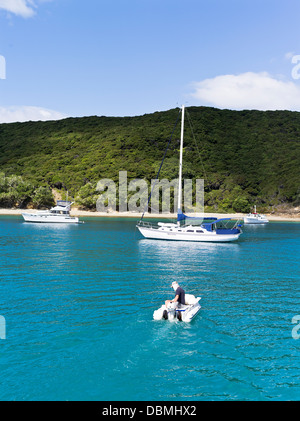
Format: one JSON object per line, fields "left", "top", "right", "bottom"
{"left": 175, "top": 287, "right": 185, "bottom": 305}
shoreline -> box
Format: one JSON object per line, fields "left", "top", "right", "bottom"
{"left": 1, "top": 208, "right": 300, "bottom": 222}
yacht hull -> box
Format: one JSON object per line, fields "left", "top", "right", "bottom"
{"left": 137, "top": 225, "right": 240, "bottom": 242}
{"left": 244, "top": 216, "right": 269, "bottom": 224}
{"left": 22, "top": 213, "right": 79, "bottom": 224}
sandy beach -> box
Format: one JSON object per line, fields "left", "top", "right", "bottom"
{"left": 1, "top": 208, "right": 299, "bottom": 221}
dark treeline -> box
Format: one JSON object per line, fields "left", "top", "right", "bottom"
{"left": 0, "top": 106, "right": 299, "bottom": 212}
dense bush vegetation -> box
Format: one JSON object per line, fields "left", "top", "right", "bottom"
{"left": 0, "top": 106, "right": 299, "bottom": 212}
{"left": 0, "top": 172, "right": 54, "bottom": 208}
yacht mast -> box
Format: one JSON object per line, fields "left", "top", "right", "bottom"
{"left": 177, "top": 105, "right": 185, "bottom": 225}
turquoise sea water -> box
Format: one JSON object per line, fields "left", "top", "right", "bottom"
{"left": 0, "top": 215, "right": 299, "bottom": 401}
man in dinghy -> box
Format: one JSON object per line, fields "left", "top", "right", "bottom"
{"left": 154, "top": 281, "right": 201, "bottom": 322}
{"left": 165, "top": 281, "right": 185, "bottom": 309}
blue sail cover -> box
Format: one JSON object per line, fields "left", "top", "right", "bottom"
{"left": 177, "top": 209, "right": 186, "bottom": 222}
{"left": 177, "top": 209, "right": 218, "bottom": 222}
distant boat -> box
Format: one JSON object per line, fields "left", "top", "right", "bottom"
{"left": 22, "top": 200, "right": 82, "bottom": 224}
{"left": 136, "top": 106, "right": 242, "bottom": 242}
{"left": 244, "top": 205, "right": 269, "bottom": 224}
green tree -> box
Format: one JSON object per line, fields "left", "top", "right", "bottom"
{"left": 0, "top": 173, "right": 34, "bottom": 208}
{"left": 75, "top": 183, "right": 98, "bottom": 209}
{"left": 32, "top": 186, "right": 55, "bottom": 209}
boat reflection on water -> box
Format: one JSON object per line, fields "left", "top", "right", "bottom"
{"left": 138, "top": 235, "right": 241, "bottom": 261}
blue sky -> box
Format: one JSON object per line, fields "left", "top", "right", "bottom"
{"left": 1, "top": 0, "right": 300, "bottom": 122}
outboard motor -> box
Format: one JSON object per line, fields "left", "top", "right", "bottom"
{"left": 163, "top": 310, "right": 168, "bottom": 320}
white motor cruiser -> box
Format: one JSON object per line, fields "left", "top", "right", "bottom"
{"left": 244, "top": 205, "right": 269, "bottom": 224}
{"left": 22, "top": 200, "right": 82, "bottom": 224}
{"left": 153, "top": 294, "right": 201, "bottom": 322}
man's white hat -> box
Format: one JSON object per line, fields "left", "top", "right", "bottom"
{"left": 171, "top": 281, "right": 179, "bottom": 290}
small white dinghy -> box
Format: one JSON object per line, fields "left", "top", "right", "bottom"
{"left": 153, "top": 294, "right": 201, "bottom": 322}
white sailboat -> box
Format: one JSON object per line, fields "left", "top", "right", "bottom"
{"left": 22, "top": 200, "right": 81, "bottom": 224}
{"left": 136, "top": 106, "right": 242, "bottom": 242}
{"left": 244, "top": 205, "right": 269, "bottom": 224}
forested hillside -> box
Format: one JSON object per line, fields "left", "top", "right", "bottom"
{"left": 0, "top": 106, "right": 299, "bottom": 212}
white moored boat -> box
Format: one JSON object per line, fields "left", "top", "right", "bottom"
{"left": 137, "top": 217, "right": 241, "bottom": 242}
{"left": 244, "top": 206, "right": 269, "bottom": 224}
{"left": 153, "top": 294, "right": 201, "bottom": 322}
{"left": 136, "top": 106, "right": 242, "bottom": 242}
{"left": 22, "top": 200, "right": 81, "bottom": 224}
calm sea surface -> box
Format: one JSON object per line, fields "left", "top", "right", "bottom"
{"left": 0, "top": 216, "right": 299, "bottom": 401}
